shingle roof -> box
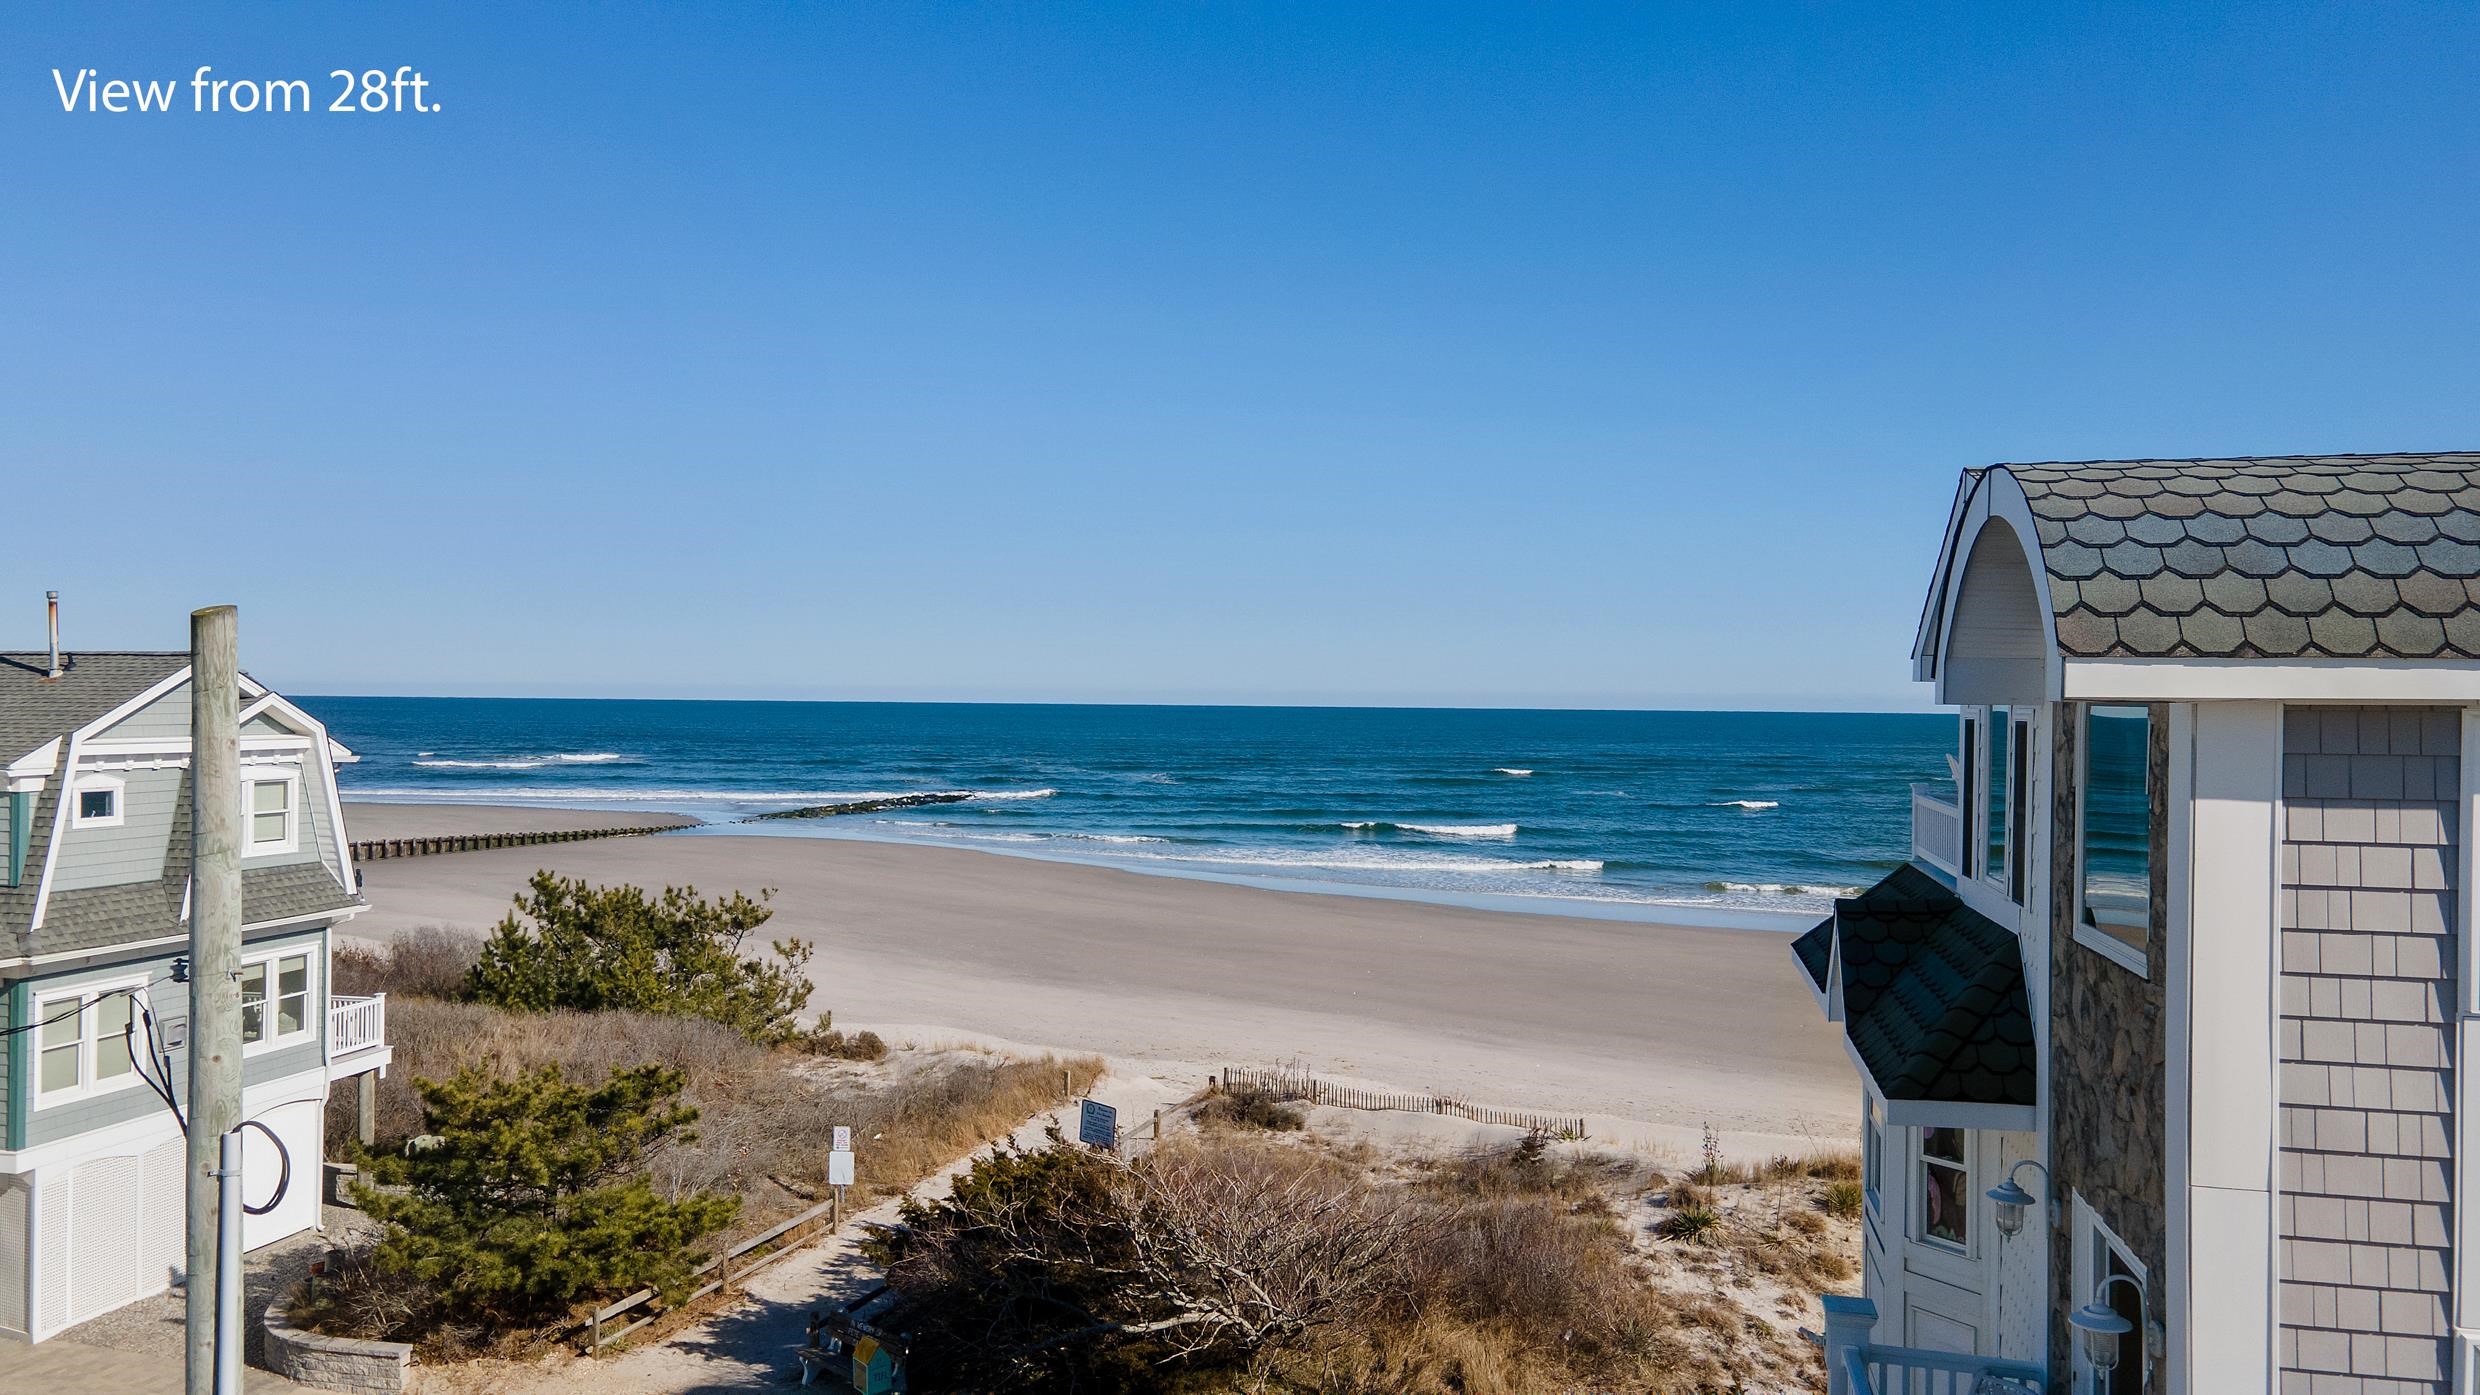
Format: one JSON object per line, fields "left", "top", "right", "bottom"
{"left": 0, "top": 651, "right": 188, "bottom": 764}
{"left": 1790, "top": 864, "right": 2036, "bottom": 1110}
{"left": 2005, "top": 453, "right": 2480, "bottom": 660}
{"left": 10, "top": 760, "right": 359, "bottom": 962}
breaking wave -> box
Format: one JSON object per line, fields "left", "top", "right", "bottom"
{"left": 412, "top": 752, "right": 629, "bottom": 771}
{"left": 1709, "top": 799, "right": 1780, "bottom": 810}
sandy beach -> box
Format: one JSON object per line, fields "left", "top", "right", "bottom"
{"left": 344, "top": 803, "right": 1858, "bottom": 1158}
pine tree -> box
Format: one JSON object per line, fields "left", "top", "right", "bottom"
{"left": 466, "top": 872, "right": 814, "bottom": 1041}
{"left": 353, "top": 1064, "right": 740, "bottom": 1327}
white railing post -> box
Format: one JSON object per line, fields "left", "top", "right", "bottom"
{"left": 1821, "top": 1294, "right": 1878, "bottom": 1395}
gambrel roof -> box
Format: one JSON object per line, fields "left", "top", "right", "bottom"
{"left": 2006, "top": 454, "right": 2480, "bottom": 661}
{"left": 0, "top": 652, "right": 190, "bottom": 764}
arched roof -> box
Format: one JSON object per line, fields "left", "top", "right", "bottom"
{"left": 1922, "top": 454, "right": 2480, "bottom": 679}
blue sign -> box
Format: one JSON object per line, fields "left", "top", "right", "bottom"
{"left": 1078, "top": 1098, "right": 1118, "bottom": 1148}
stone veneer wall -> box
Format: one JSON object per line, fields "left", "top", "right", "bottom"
{"left": 2277, "top": 707, "right": 2459, "bottom": 1394}
{"left": 262, "top": 1298, "right": 414, "bottom": 1394}
{"left": 2047, "top": 703, "right": 2169, "bottom": 1390}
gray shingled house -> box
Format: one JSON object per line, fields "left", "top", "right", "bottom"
{"left": 0, "top": 648, "right": 385, "bottom": 1340}
{"left": 1797, "top": 454, "right": 2480, "bottom": 1395}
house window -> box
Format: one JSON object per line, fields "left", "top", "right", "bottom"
{"left": 1984, "top": 709, "right": 2011, "bottom": 892}
{"left": 2079, "top": 705, "right": 2152, "bottom": 968}
{"left": 1920, "top": 1127, "right": 1970, "bottom": 1250}
{"left": 1960, "top": 715, "right": 1980, "bottom": 877}
{"left": 33, "top": 985, "right": 140, "bottom": 1099}
{"left": 247, "top": 776, "right": 297, "bottom": 852}
{"left": 73, "top": 775, "right": 125, "bottom": 828}
{"left": 1863, "top": 1099, "right": 1885, "bottom": 1217}
{"left": 2008, "top": 716, "right": 2029, "bottom": 904}
{"left": 240, "top": 952, "right": 313, "bottom": 1045}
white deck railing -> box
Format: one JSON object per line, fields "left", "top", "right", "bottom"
{"left": 1822, "top": 1296, "right": 2046, "bottom": 1395}
{"left": 1910, "top": 783, "right": 1963, "bottom": 879}
{"left": 330, "top": 992, "right": 386, "bottom": 1055}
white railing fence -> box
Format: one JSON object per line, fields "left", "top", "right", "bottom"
{"left": 330, "top": 992, "right": 386, "bottom": 1054}
{"left": 1911, "top": 783, "right": 1963, "bottom": 879}
{"left": 1821, "top": 1296, "right": 2046, "bottom": 1395}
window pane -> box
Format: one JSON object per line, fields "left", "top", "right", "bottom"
{"left": 40, "top": 1042, "right": 80, "bottom": 1092}
{"left": 1924, "top": 1160, "right": 1969, "bottom": 1246}
{"left": 80, "top": 789, "right": 114, "bottom": 820}
{"left": 240, "top": 964, "right": 267, "bottom": 1043}
{"left": 253, "top": 780, "right": 289, "bottom": 813}
{"left": 2008, "top": 720, "right": 2029, "bottom": 903}
{"left": 253, "top": 810, "right": 288, "bottom": 845}
{"left": 1960, "top": 718, "right": 1979, "bottom": 875}
{"left": 1985, "top": 709, "right": 2009, "bottom": 883}
{"left": 2082, "top": 705, "right": 2152, "bottom": 950}
{"left": 1922, "top": 1126, "right": 1966, "bottom": 1164}
{"left": 40, "top": 1001, "right": 80, "bottom": 1049}
{"left": 278, "top": 957, "right": 309, "bottom": 1034}
{"left": 94, "top": 994, "right": 134, "bottom": 1079}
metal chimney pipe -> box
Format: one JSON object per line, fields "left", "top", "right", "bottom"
{"left": 45, "top": 591, "right": 60, "bottom": 678}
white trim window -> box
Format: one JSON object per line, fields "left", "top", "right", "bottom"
{"left": 1918, "top": 1126, "right": 1971, "bottom": 1251}
{"left": 32, "top": 980, "right": 143, "bottom": 1102}
{"left": 240, "top": 950, "right": 314, "bottom": 1047}
{"left": 1863, "top": 1097, "right": 1885, "bottom": 1220}
{"left": 72, "top": 773, "right": 126, "bottom": 829}
{"left": 245, "top": 773, "right": 299, "bottom": 855}
{"left": 2075, "top": 703, "right": 2152, "bottom": 976}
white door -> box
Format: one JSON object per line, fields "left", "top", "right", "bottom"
{"left": 240, "top": 1098, "right": 323, "bottom": 1250}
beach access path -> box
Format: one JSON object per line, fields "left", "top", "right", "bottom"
{"left": 344, "top": 803, "right": 1858, "bottom": 1159}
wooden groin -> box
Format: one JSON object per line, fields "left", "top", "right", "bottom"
{"left": 1219, "top": 1066, "right": 1586, "bottom": 1139}
{"left": 351, "top": 820, "right": 696, "bottom": 862}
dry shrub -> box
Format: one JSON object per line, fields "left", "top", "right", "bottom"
{"left": 332, "top": 928, "right": 482, "bottom": 1000}
{"left": 1784, "top": 1209, "right": 1827, "bottom": 1236}
{"left": 1807, "top": 1151, "right": 1863, "bottom": 1181}
{"left": 1194, "top": 1087, "right": 1306, "bottom": 1132}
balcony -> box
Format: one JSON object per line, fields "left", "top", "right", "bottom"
{"left": 1821, "top": 1297, "right": 2046, "bottom": 1394}
{"left": 1910, "top": 782, "right": 1962, "bottom": 882}
{"left": 328, "top": 992, "right": 390, "bottom": 1078}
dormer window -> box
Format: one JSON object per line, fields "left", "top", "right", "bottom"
{"left": 247, "top": 775, "right": 298, "bottom": 853}
{"left": 73, "top": 774, "right": 125, "bottom": 828}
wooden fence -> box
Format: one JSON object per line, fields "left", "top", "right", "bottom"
{"left": 351, "top": 823, "right": 692, "bottom": 862}
{"left": 582, "top": 1194, "right": 842, "bottom": 1354}
{"left": 1219, "top": 1067, "right": 1585, "bottom": 1139}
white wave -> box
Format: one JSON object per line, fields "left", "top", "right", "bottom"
{"left": 1104, "top": 846, "right": 1602, "bottom": 876}
{"left": 412, "top": 752, "right": 628, "bottom": 771}
{"left": 1057, "top": 832, "right": 1168, "bottom": 844}
{"left": 1706, "top": 880, "right": 1861, "bottom": 897}
{"left": 1338, "top": 820, "right": 1516, "bottom": 839}
{"left": 1709, "top": 799, "right": 1780, "bottom": 811}
{"left": 1401, "top": 822, "right": 1517, "bottom": 839}
{"left": 349, "top": 784, "right": 1049, "bottom": 805}
{"left": 970, "top": 788, "right": 1057, "bottom": 801}
{"left": 1493, "top": 768, "right": 1534, "bottom": 777}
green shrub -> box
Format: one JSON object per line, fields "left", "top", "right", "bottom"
{"left": 1821, "top": 1179, "right": 1865, "bottom": 1218}
{"left": 468, "top": 873, "right": 812, "bottom": 1041}
{"left": 1658, "top": 1204, "right": 1722, "bottom": 1243}
{"left": 352, "top": 1063, "right": 740, "bottom": 1330}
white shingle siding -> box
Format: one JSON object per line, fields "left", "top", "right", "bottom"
{"left": 2278, "top": 707, "right": 2459, "bottom": 1393}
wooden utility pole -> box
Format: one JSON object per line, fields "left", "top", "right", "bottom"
{"left": 185, "top": 606, "right": 243, "bottom": 1395}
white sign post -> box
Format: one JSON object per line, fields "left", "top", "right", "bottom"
{"left": 828, "top": 1129, "right": 855, "bottom": 1226}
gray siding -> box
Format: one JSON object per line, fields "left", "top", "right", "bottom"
{"left": 91, "top": 681, "right": 189, "bottom": 743}
{"left": 20, "top": 929, "right": 327, "bottom": 1147}
{"left": 50, "top": 765, "right": 180, "bottom": 893}
{"left": 2278, "top": 707, "right": 2459, "bottom": 1395}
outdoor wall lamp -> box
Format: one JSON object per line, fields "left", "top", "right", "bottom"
{"left": 2070, "top": 1272, "right": 2152, "bottom": 1377}
{"left": 1985, "top": 1159, "right": 2056, "bottom": 1238}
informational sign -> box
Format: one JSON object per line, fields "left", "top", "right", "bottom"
{"left": 828, "top": 1149, "right": 855, "bottom": 1187}
{"left": 833, "top": 1126, "right": 851, "bottom": 1152}
{"left": 1078, "top": 1098, "right": 1118, "bottom": 1149}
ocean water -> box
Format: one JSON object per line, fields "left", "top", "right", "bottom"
{"left": 298, "top": 698, "right": 1952, "bottom": 924}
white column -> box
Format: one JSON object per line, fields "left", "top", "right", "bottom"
{"left": 2182, "top": 701, "right": 2282, "bottom": 1393}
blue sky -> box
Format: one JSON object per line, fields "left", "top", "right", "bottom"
{"left": 5, "top": 3, "right": 2476, "bottom": 707}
